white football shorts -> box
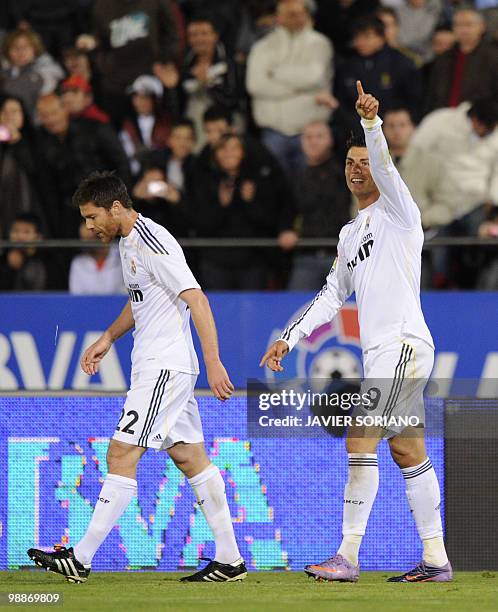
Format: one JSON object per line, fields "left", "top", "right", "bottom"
{"left": 354, "top": 335, "right": 435, "bottom": 437}
{"left": 112, "top": 369, "right": 204, "bottom": 450}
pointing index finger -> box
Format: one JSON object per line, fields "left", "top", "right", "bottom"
{"left": 356, "top": 80, "right": 365, "bottom": 96}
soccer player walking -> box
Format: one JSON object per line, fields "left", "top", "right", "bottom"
{"left": 28, "top": 172, "right": 247, "bottom": 583}
{"left": 260, "top": 82, "right": 452, "bottom": 583}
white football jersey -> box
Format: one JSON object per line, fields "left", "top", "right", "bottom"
{"left": 119, "top": 214, "right": 200, "bottom": 375}
{"left": 281, "top": 117, "right": 434, "bottom": 353}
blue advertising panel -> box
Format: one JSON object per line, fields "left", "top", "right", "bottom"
{"left": 0, "top": 395, "right": 444, "bottom": 572}
{"left": 0, "top": 293, "right": 496, "bottom": 391}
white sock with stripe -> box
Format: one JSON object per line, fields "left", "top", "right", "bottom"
{"left": 401, "top": 457, "right": 448, "bottom": 567}
{"left": 188, "top": 463, "right": 241, "bottom": 565}
{"left": 73, "top": 473, "right": 137, "bottom": 566}
{"left": 337, "top": 453, "right": 379, "bottom": 565}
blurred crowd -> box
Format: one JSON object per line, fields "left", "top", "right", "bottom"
{"left": 0, "top": 0, "right": 497, "bottom": 292}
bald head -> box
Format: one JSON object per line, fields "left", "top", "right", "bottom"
{"left": 453, "top": 8, "right": 486, "bottom": 52}
{"left": 37, "top": 94, "right": 69, "bottom": 136}
{"left": 277, "top": 0, "right": 310, "bottom": 33}
{"left": 301, "top": 121, "right": 333, "bottom": 165}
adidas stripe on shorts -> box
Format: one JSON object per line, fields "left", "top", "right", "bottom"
{"left": 112, "top": 369, "right": 204, "bottom": 450}
{"left": 353, "top": 336, "right": 435, "bottom": 437}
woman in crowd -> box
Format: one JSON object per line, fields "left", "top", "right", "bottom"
{"left": 0, "top": 94, "right": 46, "bottom": 237}
{"left": 193, "top": 133, "right": 282, "bottom": 289}
{"left": 1, "top": 27, "right": 64, "bottom": 121}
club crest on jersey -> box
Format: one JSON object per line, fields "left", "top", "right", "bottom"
{"left": 130, "top": 259, "right": 137, "bottom": 275}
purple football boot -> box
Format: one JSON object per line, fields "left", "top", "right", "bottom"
{"left": 388, "top": 560, "right": 453, "bottom": 583}
{"left": 304, "top": 554, "right": 360, "bottom": 582}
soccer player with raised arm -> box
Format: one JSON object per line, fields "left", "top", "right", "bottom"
{"left": 28, "top": 172, "right": 247, "bottom": 583}
{"left": 260, "top": 82, "right": 452, "bottom": 583}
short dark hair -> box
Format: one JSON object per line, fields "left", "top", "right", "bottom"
{"left": 468, "top": 98, "right": 498, "bottom": 130}
{"left": 171, "top": 117, "right": 196, "bottom": 137}
{"left": 188, "top": 12, "right": 219, "bottom": 33}
{"left": 72, "top": 171, "right": 133, "bottom": 210}
{"left": 203, "top": 105, "right": 233, "bottom": 125}
{"left": 12, "top": 212, "right": 43, "bottom": 233}
{"left": 346, "top": 132, "right": 366, "bottom": 152}
{"left": 352, "top": 15, "right": 386, "bottom": 38}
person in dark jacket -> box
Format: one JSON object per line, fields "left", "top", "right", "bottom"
{"left": 0, "top": 213, "right": 51, "bottom": 291}
{"left": 0, "top": 95, "right": 46, "bottom": 237}
{"left": 76, "top": 0, "right": 179, "bottom": 125}
{"left": 285, "top": 121, "right": 351, "bottom": 290}
{"left": 132, "top": 118, "right": 197, "bottom": 235}
{"left": 335, "top": 14, "right": 422, "bottom": 121}
{"left": 192, "top": 133, "right": 283, "bottom": 289}
{"left": 154, "top": 14, "right": 244, "bottom": 151}
{"left": 36, "top": 93, "right": 131, "bottom": 238}
{"left": 425, "top": 7, "right": 498, "bottom": 113}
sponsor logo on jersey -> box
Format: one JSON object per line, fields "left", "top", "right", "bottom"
{"left": 347, "top": 239, "right": 374, "bottom": 273}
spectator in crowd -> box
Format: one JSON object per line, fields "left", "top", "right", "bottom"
{"left": 235, "top": 0, "right": 278, "bottom": 62}
{"left": 69, "top": 221, "right": 124, "bottom": 294}
{"left": 196, "top": 105, "right": 235, "bottom": 174}
{"left": 76, "top": 0, "right": 179, "bottom": 125}
{"left": 335, "top": 15, "right": 422, "bottom": 121}
{"left": 61, "top": 75, "right": 110, "bottom": 124}
{"left": 193, "top": 133, "right": 284, "bottom": 289}
{"left": 196, "top": 105, "right": 296, "bottom": 249}
{"left": 383, "top": 107, "right": 452, "bottom": 229}
{"left": 10, "top": 0, "right": 86, "bottom": 60}
{"left": 285, "top": 121, "right": 351, "bottom": 290}
{"left": 422, "top": 25, "right": 456, "bottom": 88}
{"left": 178, "top": 0, "right": 244, "bottom": 54}
{"left": 246, "top": 0, "right": 333, "bottom": 173}
{"left": 0, "top": 27, "right": 64, "bottom": 121}
{"left": 395, "top": 0, "right": 443, "bottom": 63}
{"left": 314, "top": 0, "right": 380, "bottom": 57}
{"left": 411, "top": 98, "right": 498, "bottom": 287}
{"left": 426, "top": 7, "right": 498, "bottom": 112}
{"left": 155, "top": 13, "right": 243, "bottom": 152}
{"left": 0, "top": 94, "right": 46, "bottom": 237}
{"left": 36, "top": 93, "right": 131, "bottom": 237}
{"left": 411, "top": 98, "right": 498, "bottom": 223}
{"left": 376, "top": 6, "right": 424, "bottom": 66}
{"left": 132, "top": 118, "right": 197, "bottom": 235}
{"left": 119, "top": 75, "right": 171, "bottom": 177}
{"left": 62, "top": 46, "right": 103, "bottom": 107}
{"left": 0, "top": 213, "right": 49, "bottom": 291}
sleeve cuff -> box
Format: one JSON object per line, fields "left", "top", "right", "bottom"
{"left": 361, "top": 116, "right": 383, "bottom": 131}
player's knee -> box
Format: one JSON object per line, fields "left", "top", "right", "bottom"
{"left": 389, "top": 445, "right": 423, "bottom": 469}
{"left": 168, "top": 442, "right": 209, "bottom": 478}
{"left": 106, "top": 441, "right": 140, "bottom": 474}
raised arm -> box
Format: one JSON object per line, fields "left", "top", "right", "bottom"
{"left": 260, "top": 244, "right": 352, "bottom": 372}
{"left": 356, "top": 80, "right": 421, "bottom": 229}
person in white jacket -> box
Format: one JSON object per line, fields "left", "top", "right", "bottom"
{"left": 246, "top": 0, "right": 333, "bottom": 173}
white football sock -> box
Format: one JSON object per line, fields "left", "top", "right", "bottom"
{"left": 401, "top": 457, "right": 448, "bottom": 567}
{"left": 73, "top": 473, "right": 137, "bottom": 566}
{"left": 188, "top": 463, "right": 240, "bottom": 565}
{"left": 337, "top": 453, "right": 379, "bottom": 565}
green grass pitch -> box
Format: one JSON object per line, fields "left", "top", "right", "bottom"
{"left": 1, "top": 571, "right": 496, "bottom": 612}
